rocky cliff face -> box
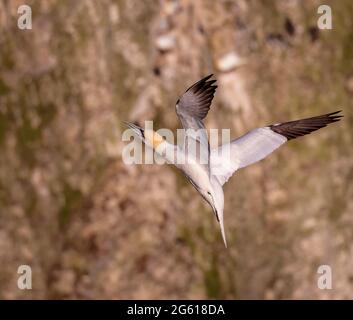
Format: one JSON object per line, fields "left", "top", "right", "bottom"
{"left": 0, "top": 0, "right": 352, "bottom": 299}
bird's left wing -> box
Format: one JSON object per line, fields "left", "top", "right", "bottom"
{"left": 211, "top": 111, "right": 342, "bottom": 185}
{"left": 176, "top": 74, "right": 217, "bottom": 175}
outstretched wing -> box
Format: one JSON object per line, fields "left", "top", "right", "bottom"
{"left": 211, "top": 111, "right": 343, "bottom": 185}
{"left": 176, "top": 74, "right": 217, "bottom": 175}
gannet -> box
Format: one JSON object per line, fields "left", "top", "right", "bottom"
{"left": 125, "top": 74, "right": 343, "bottom": 247}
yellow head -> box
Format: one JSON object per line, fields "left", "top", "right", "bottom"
{"left": 144, "top": 130, "right": 165, "bottom": 149}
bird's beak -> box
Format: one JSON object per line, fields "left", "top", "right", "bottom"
{"left": 123, "top": 121, "right": 145, "bottom": 140}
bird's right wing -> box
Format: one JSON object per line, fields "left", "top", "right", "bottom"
{"left": 175, "top": 74, "right": 217, "bottom": 175}
{"left": 211, "top": 111, "right": 342, "bottom": 185}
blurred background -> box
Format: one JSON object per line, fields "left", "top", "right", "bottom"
{"left": 0, "top": 0, "right": 352, "bottom": 299}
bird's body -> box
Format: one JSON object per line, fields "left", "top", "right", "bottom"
{"left": 125, "top": 75, "right": 342, "bottom": 247}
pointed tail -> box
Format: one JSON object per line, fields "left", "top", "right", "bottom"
{"left": 219, "top": 216, "right": 227, "bottom": 248}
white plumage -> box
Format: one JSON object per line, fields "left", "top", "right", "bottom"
{"left": 125, "top": 75, "right": 342, "bottom": 247}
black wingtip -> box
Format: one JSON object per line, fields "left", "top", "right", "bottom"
{"left": 328, "top": 110, "right": 342, "bottom": 115}
{"left": 177, "top": 74, "right": 218, "bottom": 120}
{"left": 186, "top": 74, "right": 215, "bottom": 92}
{"left": 203, "top": 74, "right": 213, "bottom": 80}
{"left": 325, "top": 110, "right": 344, "bottom": 122}
{"left": 270, "top": 110, "right": 343, "bottom": 140}
{"left": 326, "top": 110, "right": 343, "bottom": 117}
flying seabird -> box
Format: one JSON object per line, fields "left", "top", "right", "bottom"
{"left": 125, "top": 74, "right": 343, "bottom": 247}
